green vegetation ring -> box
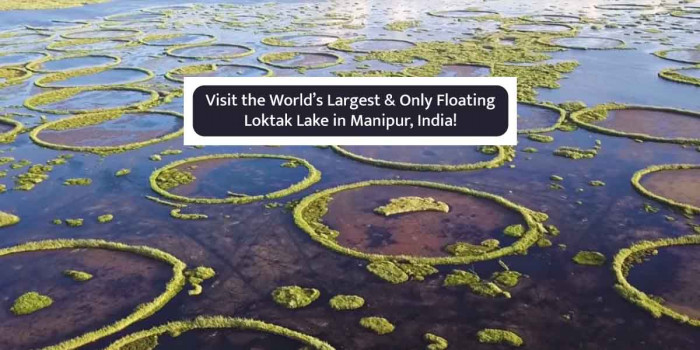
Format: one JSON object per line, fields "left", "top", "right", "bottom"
{"left": 139, "top": 33, "right": 216, "bottom": 47}
{"left": 25, "top": 20, "right": 89, "bottom": 32}
{"left": 259, "top": 51, "right": 344, "bottom": 70}
{"left": 61, "top": 28, "right": 142, "bottom": 40}
{"left": 34, "top": 66, "right": 155, "bottom": 88}
{"left": 293, "top": 179, "right": 545, "bottom": 265}
{"left": 104, "top": 315, "right": 334, "bottom": 350}
{"left": 0, "top": 239, "right": 187, "bottom": 350}
{"left": 30, "top": 110, "right": 183, "bottom": 155}
{"left": 658, "top": 66, "right": 700, "bottom": 86}
{"left": 165, "top": 63, "right": 273, "bottom": 83}
{"left": 0, "top": 67, "right": 32, "bottom": 89}
{"left": 537, "top": 36, "right": 627, "bottom": 50}
{"left": 26, "top": 54, "right": 121, "bottom": 73}
{"left": 149, "top": 154, "right": 322, "bottom": 204}
{"left": 213, "top": 14, "right": 267, "bottom": 27}
{"left": 594, "top": 4, "right": 654, "bottom": 10}
{"left": 652, "top": 49, "right": 700, "bottom": 64}
{"left": 292, "top": 15, "right": 353, "bottom": 26}
{"left": 0, "top": 116, "right": 23, "bottom": 144}
{"left": 427, "top": 9, "right": 499, "bottom": 19}
{"left": 570, "top": 104, "right": 700, "bottom": 144}
{"left": 631, "top": 164, "right": 700, "bottom": 214}
{"left": 518, "top": 101, "right": 566, "bottom": 134}
{"left": 24, "top": 86, "right": 160, "bottom": 115}
{"left": 501, "top": 22, "right": 577, "bottom": 36}
{"left": 0, "top": 50, "right": 50, "bottom": 68}
{"left": 327, "top": 38, "right": 416, "bottom": 53}
{"left": 261, "top": 34, "right": 341, "bottom": 47}
{"left": 522, "top": 14, "right": 582, "bottom": 23}
{"left": 330, "top": 145, "right": 513, "bottom": 171}
{"left": 670, "top": 10, "right": 700, "bottom": 20}
{"left": 46, "top": 38, "right": 136, "bottom": 53}
{"left": 166, "top": 43, "right": 255, "bottom": 60}
{"left": 613, "top": 234, "right": 700, "bottom": 326}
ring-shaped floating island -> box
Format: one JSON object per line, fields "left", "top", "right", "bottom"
{"left": 539, "top": 36, "right": 627, "bottom": 50}
{"left": 613, "top": 234, "right": 700, "bottom": 326}
{"left": 0, "top": 239, "right": 188, "bottom": 350}
{"left": 34, "top": 66, "right": 154, "bottom": 88}
{"left": 166, "top": 43, "right": 255, "bottom": 60}
{"left": 0, "top": 67, "right": 32, "bottom": 89}
{"left": 214, "top": 14, "right": 267, "bottom": 27}
{"left": 139, "top": 33, "right": 216, "bottom": 47}
{"left": 330, "top": 145, "right": 514, "bottom": 171}
{"left": 670, "top": 10, "right": 700, "bottom": 20}
{"left": 658, "top": 66, "right": 700, "bottom": 87}
{"left": 30, "top": 110, "right": 183, "bottom": 155}
{"left": 0, "top": 116, "right": 23, "bottom": 143}
{"left": 47, "top": 38, "right": 135, "bottom": 53}
{"left": 149, "top": 154, "right": 322, "bottom": 204}
{"left": 24, "top": 86, "right": 160, "bottom": 115}
{"left": 328, "top": 38, "right": 417, "bottom": 53}
{"left": 0, "top": 51, "right": 50, "bottom": 68}
{"left": 25, "top": 20, "right": 89, "bottom": 32}
{"left": 570, "top": 104, "right": 700, "bottom": 144}
{"left": 142, "top": 4, "right": 197, "bottom": 14}
{"left": 165, "top": 63, "right": 272, "bottom": 83}
{"left": 517, "top": 101, "right": 566, "bottom": 133}
{"left": 631, "top": 164, "right": 700, "bottom": 214}
{"left": 653, "top": 49, "right": 700, "bottom": 64}
{"left": 61, "top": 28, "right": 142, "bottom": 40}
{"left": 523, "top": 14, "right": 582, "bottom": 23}
{"left": 262, "top": 34, "right": 341, "bottom": 47}
{"left": 427, "top": 9, "right": 499, "bottom": 19}
{"left": 292, "top": 15, "right": 353, "bottom": 26}
{"left": 103, "top": 316, "right": 335, "bottom": 350}
{"left": 259, "top": 51, "right": 344, "bottom": 70}
{"left": 0, "top": 31, "right": 52, "bottom": 46}
{"left": 104, "top": 11, "right": 165, "bottom": 22}
{"left": 26, "top": 54, "right": 121, "bottom": 73}
{"left": 501, "top": 22, "right": 577, "bottom": 35}
{"left": 594, "top": 4, "right": 655, "bottom": 11}
{"left": 294, "top": 180, "right": 547, "bottom": 265}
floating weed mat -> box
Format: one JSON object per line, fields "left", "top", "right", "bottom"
{"left": 570, "top": 104, "right": 700, "bottom": 144}
{"left": 165, "top": 63, "right": 272, "bottom": 83}
{"left": 0, "top": 67, "right": 32, "bottom": 89}
{"left": 523, "top": 14, "right": 582, "bottom": 23}
{"left": 292, "top": 15, "right": 353, "bottom": 26}
{"left": 427, "top": 9, "right": 499, "bottom": 19}
{"left": 166, "top": 43, "right": 255, "bottom": 60}
{"left": 0, "top": 0, "right": 109, "bottom": 11}
{"left": 0, "top": 51, "right": 50, "bottom": 68}
{"left": 104, "top": 11, "right": 165, "bottom": 22}
{"left": 259, "top": 51, "right": 343, "bottom": 70}
{"left": 517, "top": 102, "right": 566, "bottom": 133}
{"left": 61, "top": 28, "right": 142, "bottom": 40}
{"left": 613, "top": 235, "right": 700, "bottom": 327}
{"left": 26, "top": 54, "right": 121, "bottom": 73}
{"left": 47, "top": 38, "right": 136, "bottom": 53}
{"left": 293, "top": 179, "right": 550, "bottom": 266}
{"left": 540, "top": 36, "right": 627, "bottom": 50}
{"left": 149, "top": 154, "right": 321, "bottom": 205}
{"left": 142, "top": 4, "right": 197, "bottom": 14}
{"left": 331, "top": 145, "right": 514, "bottom": 171}
{"left": 26, "top": 20, "right": 89, "bottom": 32}
{"left": 659, "top": 66, "right": 700, "bottom": 87}
{"left": 30, "top": 110, "right": 183, "bottom": 155}
{"left": 139, "top": 33, "right": 216, "bottom": 47}
{"left": 262, "top": 34, "right": 341, "bottom": 47}
{"left": 0, "top": 116, "right": 23, "bottom": 143}
{"left": 34, "top": 66, "right": 154, "bottom": 88}
{"left": 502, "top": 22, "right": 576, "bottom": 34}
{"left": 214, "top": 14, "right": 267, "bottom": 27}
{"left": 0, "top": 239, "right": 190, "bottom": 350}
{"left": 670, "top": 10, "right": 700, "bottom": 20}
{"left": 0, "top": 32, "right": 52, "bottom": 46}
{"left": 329, "top": 38, "right": 417, "bottom": 53}
{"left": 631, "top": 164, "right": 700, "bottom": 214}
{"left": 103, "top": 316, "right": 335, "bottom": 350}
{"left": 594, "top": 4, "right": 655, "bottom": 11}
{"left": 438, "top": 64, "right": 491, "bottom": 77}
{"left": 653, "top": 49, "right": 700, "bottom": 64}
{"left": 24, "top": 86, "right": 160, "bottom": 114}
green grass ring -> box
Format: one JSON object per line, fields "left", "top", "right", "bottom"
{"left": 104, "top": 12, "right": 166, "bottom": 22}
{"left": 594, "top": 4, "right": 655, "bottom": 11}
{"left": 0, "top": 115, "right": 23, "bottom": 143}
{"left": 330, "top": 145, "right": 514, "bottom": 171}
{"left": 0, "top": 50, "right": 50, "bottom": 69}
{"left": 427, "top": 9, "right": 499, "bottom": 18}
{"left": 213, "top": 14, "right": 267, "bottom": 27}
{"left": 670, "top": 10, "right": 700, "bottom": 19}
{"left": 30, "top": 110, "right": 183, "bottom": 155}
{"left": 570, "top": 104, "right": 700, "bottom": 145}
{"left": 24, "top": 86, "right": 161, "bottom": 115}
{"left": 500, "top": 22, "right": 577, "bottom": 36}
{"left": 0, "top": 67, "right": 32, "bottom": 89}
{"left": 522, "top": 14, "right": 582, "bottom": 23}
{"left": 518, "top": 101, "right": 566, "bottom": 134}
{"left": 0, "top": 239, "right": 188, "bottom": 350}
{"left": 139, "top": 33, "right": 216, "bottom": 47}
{"left": 149, "top": 154, "right": 322, "bottom": 205}
{"left": 613, "top": 234, "right": 700, "bottom": 326}
{"left": 327, "top": 38, "right": 416, "bottom": 53}
{"left": 293, "top": 179, "right": 546, "bottom": 265}
{"left": 25, "top": 53, "right": 121, "bottom": 73}
{"left": 25, "top": 20, "right": 89, "bottom": 32}
{"left": 631, "top": 164, "right": 700, "bottom": 214}
{"left": 61, "top": 28, "right": 142, "bottom": 40}
{"left": 34, "top": 66, "right": 155, "bottom": 88}
{"left": 164, "top": 63, "right": 272, "bottom": 83}
{"left": 537, "top": 36, "right": 628, "bottom": 50}
{"left": 142, "top": 4, "right": 197, "bottom": 14}
{"left": 0, "top": 31, "right": 53, "bottom": 45}
{"left": 292, "top": 15, "right": 352, "bottom": 26}
{"left": 166, "top": 43, "right": 255, "bottom": 60}
{"left": 658, "top": 66, "right": 700, "bottom": 86}
{"left": 259, "top": 51, "right": 344, "bottom": 69}
{"left": 46, "top": 38, "right": 136, "bottom": 53}
{"left": 261, "top": 34, "right": 341, "bottom": 47}
{"left": 104, "top": 316, "right": 335, "bottom": 350}
{"left": 652, "top": 49, "right": 700, "bottom": 64}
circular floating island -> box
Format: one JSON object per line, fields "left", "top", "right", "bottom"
{"left": 149, "top": 154, "right": 321, "bottom": 204}
{"left": 427, "top": 9, "right": 499, "bottom": 19}
{"left": 594, "top": 4, "right": 655, "bottom": 11}
{"left": 523, "top": 14, "right": 582, "bottom": 23}
{"left": 659, "top": 66, "right": 700, "bottom": 87}
{"left": 26, "top": 54, "right": 121, "bottom": 73}
{"left": 517, "top": 102, "right": 566, "bottom": 133}
{"left": 262, "top": 34, "right": 341, "bottom": 47}
{"left": 438, "top": 64, "right": 491, "bottom": 77}
{"left": 30, "top": 110, "right": 183, "bottom": 155}
{"left": 166, "top": 63, "right": 272, "bottom": 83}
{"left": 570, "top": 104, "right": 700, "bottom": 144}
{"left": 0, "top": 51, "right": 49, "bottom": 68}
{"left": 47, "top": 38, "right": 135, "bottom": 53}
{"left": 653, "top": 49, "right": 700, "bottom": 64}
{"left": 24, "top": 86, "right": 160, "bottom": 114}
{"left": 166, "top": 43, "right": 254, "bottom": 60}
{"left": 329, "top": 38, "right": 416, "bottom": 53}
{"left": 631, "top": 164, "right": 700, "bottom": 214}
{"left": 292, "top": 15, "right": 352, "bottom": 26}
{"left": 0, "top": 115, "right": 23, "bottom": 143}
{"left": 540, "top": 36, "right": 627, "bottom": 50}
{"left": 0, "top": 32, "right": 52, "bottom": 46}
{"left": 35, "top": 67, "right": 154, "bottom": 88}
{"left": 331, "top": 145, "right": 514, "bottom": 171}
{"left": 0, "top": 67, "right": 32, "bottom": 89}
{"left": 502, "top": 22, "right": 575, "bottom": 34}
{"left": 140, "top": 33, "right": 216, "bottom": 47}
{"left": 259, "top": 51, "right": 343, "bottom": 70}
{"left": 104, "top": 11, "right": 164, "bottom": 22}
{"left": 62, "top": 28, "right": 142, "bottom": 40}
{"left": 214, "top": 14, "right": 267, "bottom": 27}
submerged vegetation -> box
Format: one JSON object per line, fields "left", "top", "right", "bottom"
{"left": 477, "top": 328, "right": 524, "bottom": 347}
{"left": 572, "top": 251, "right": 606, "bottom": 266}
{"left": 63, "top": 270, "right": 93, "bottom": 282}
{"left": 359, "top": 316, "right": 395, "bottom": 335}
{"left": 10, "top": 291, "right": 53, "bottom": 315}
{"left": 373, "top": 196, "right": 449, "bottom": 216}
{"left": 272, "top": 286, "right": 320, "bottom": 309}
{"left": 329, "top": 294, "right": 365, "bottom": 310}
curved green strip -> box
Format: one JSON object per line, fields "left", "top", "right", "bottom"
{"left": 61, "top": 28, "right": 142, "bottom": 40}
{"left": 327, "top": 37, "right": 416, "bottom": 53}
{"left": 631, "top": 164, "right": 700, "bottom": 214}
{"left": 139, "top": 33, "right": 216, "bottom": 47}
{"left": 26, "top": 54, "right": 121, "bottom": 73}
{"left": 518, "top": 101, "right": 566, "bottom": 134}
{"left": 293, "top": 179, "right": 547, "bottom": 265}
{"left": 34, "top": 66, "right": 154, "bottom": 88}
{"left": 653, "top": 49, "right": 700, "bottom": 64}
{"left": 261, "top": 34, "right": 341, "bottom": 47}
{"left": 658, "top": 66, "right": 700, "bottom": 87}
{"left": 166, "top": 43, "right": 255, "bottom": 60}
{"left": 500, "top": 22, "right": 577, "bottom": 36}
{"left": 259, "top": 51, "right": 343, "bottom": 69}
{"left": 165, "top": 63, "right": 272, "bottom": 83}
{"left": 0, "top": 50, "right": 50, "bottom": 68}
{"left": 0, "top": 67, "right": 32, "bottom": 89}
{"left": 46, "top": 38, "right": 136, "bottom": 53}
{"left": 537, "top": 36, "right": 627, "bottom": 50}
{"left": 0, "top": 116, "right": 23, "bottom": 144}
{"left": 149, "top": 154, "right": 322, "bottom": 204}
{"left": 0, "top": 239, "right": 187, "bottom": 350}
{"left": 24, "top": 86, "right": 161, "bottom": 115}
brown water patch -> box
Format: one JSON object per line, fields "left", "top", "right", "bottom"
{"left": 325, "top": 185, "right": 525, "bottom": 257}
{"left": 640, "top": 168, "right": 700, "bottom": 208}
{"left": 340, "top": 146, "right": 493, "bottom": 165}
{"left": 154, "top": 328, "right": 305, "bottom": 349}
{"left": 597, "top": 109, "right": 700, "bottom": 140}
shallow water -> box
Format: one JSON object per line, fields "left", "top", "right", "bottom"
{"left": 439, "top": 64, "right": 491, "bottom": 77}
{"left": 641, "top": 168, "right": 700, "bottom": 208}
{"left": 348, "top": 39, "right": 416, "bottom": 53}
{"left": 37, "top": 55, "right": 119, "bottom": 72}
{"left": 43, "top": 68, "right": 152, "bottom": 87}
{"left": 0, "top": 52, "right": 46, "bottom": 67}
{"left": 598, "top": 109, "right": 700, "bottom": 140}
{"left": 168, "top": 44, "right": 252, "bottom": 59}
{"left": 517, "top": 103, "right": 561, "bottom": 130}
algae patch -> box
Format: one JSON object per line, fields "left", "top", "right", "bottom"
{"left": 272, "top": 286, "right": 320, "bottom": 309}
{"left": 477, "top": 328, "right": 523, "bottom": 347}
{"left": 359, "top": 317, "right": 395, "bottom": 335}
{"left": 10, "top": 291, "right": 53, "bottom": 316}
{"left": 374, "top": 196, "right": 449, "bottom": 216}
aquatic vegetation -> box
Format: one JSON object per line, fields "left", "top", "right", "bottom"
{"left": 522, "top": 147, "right": 538, "bottom": 153}
{"left": 428, "top": 9, "right": 499, "bottom": 20}
{"left": 503, "top": 224, "right": 525, "bottom": 238}
{"left": 27, "top": 54, "right": 121, "bottom": 73}
{"left": 443, "top": 270, "right": 510, "bottom": 298}
{"left": 115, "top": 169, "right": 131, "bottom": 177}
{"left": 145, "top": 195, "right": 187, "bottom": 208}
{"left": 149, "top": 154, "right": 162, "bottom": 162}
{"left": 631, "top": 164, "right": 700, "bottom": 214}
{"left": 139, "top": 33, "right": 215, "bottom": 47}
{"left": 65, "top": 218, "right": 84, "bottom": 227}
{"left": 10, "top": 291, "right": 53, "bottom": 316}
{"left": 384, "top": 20, "right": 421, "bottom": 31}
{"left": 184, "top": 266, "right": 215, "bottom": 295}
{"left": 150, "top": 154, "right": 321, "bottom": 205}
{"left": 0, "top": 210, "right": 20, "bottom": 228}
{"left": 653, "top": 49, "right": 700, "bottom": 65}
{"left": 165, "top": 63, "right": 273, "bottom": 82}
{"left": 34, "top": 66, "right": 155, "bottom": 88}
{"left": 659, "top": 66, "right": 700, "bottom": 87}
{"left": 98, "top": 214, "right": 114, "bottom": 223}
{"left": 0, "top": 67, "right": 32, "bottom": 89}
{"left": 477, "top": 328, "right": 523, "bottom": 347}
{"left": 445, "top": 241, "right": 498, "bottom": 256}
{"left": 155, "top": 168, "right": 195, "bottom": 191}
{"left": 539, "top": 36, "right": 627, "bottom": 50}
{"left": 259, "top": 51, "right": 344, "bottom": 70}
{"left": 492, "top": 270, "right": 523, "bottom": 287}
{"left": 553, "top": 146, "right": 598, "bottom": 159}
{"left": 613, "top": 235, "right": 700, "bottom": 327}
{"left": 64, "top": 178, "right": 92, "bottom": 186}
{"left": 374, "top": 196, "right": 449, "bottom": 216}
{"left": 166, "top": 43, "right": 255, "bottom": 60}
{"left": 271, "top": 286, "right": 320, "bottom": 309}
{"left": 589, "top": 180, "right": 606, "bottom": 187}
{"left": 14, "top": 164, "right": 52, "bottom": 191}
{"left": 31, "top": 110, "right": 184, "bottom": 155}
{"left": 24, "top": 86, "right": 160, "bottom": 115}
{"left": 528, "top": 134, "right": 554, "bottom": 143}
{"left": 0, "top": 116, "right": 23, "bottom": 144}
{"left": 47, "top": 38, "right": 136, "bottom": 53}
{"left": 104, "top": 316, "right": 335, "bottom": 350}
{"left": 550, "top": 175, "right": 564, "bottom": 181}
{"left": 331, "top": 145, "right": 515, "bottom": 171}
{"left": 424, "top": 333, "right": 448, "bottom": 350}
{"left": 571, "top": 104, "right": 700, "bottom": 144}
{"left": 0, "top": 0, "right": 109, "bottom": 10}
{"left": 572, "top": 251, "right": 606, "bottom": 266}
{"left": 329, "top": 295, "right": 365, "bottom": 310}
{"left": 170, "top": 208, "right": 208, "bottom": 221}
{"left": 262, "top": 34, "right": 340, "bottom": 47}
{"left": 359, "top": 317, "right": 395, "bottom": 335}
{"left": 366, "top": 261, "right": 409, "bottom": 284}
{"left": 63, "top": 270, "right": 93, "bottom": 281}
